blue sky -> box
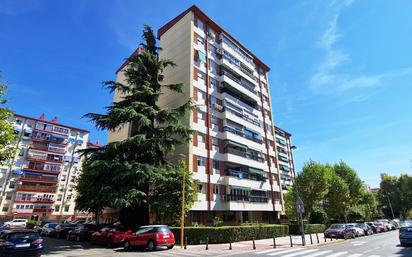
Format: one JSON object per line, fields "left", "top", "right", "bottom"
{"left": 1, "top": 0, "right": 411, "bottom": 187}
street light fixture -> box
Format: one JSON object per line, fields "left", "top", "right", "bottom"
{"left": 290, "top": 145, "right": 305, "bottom": 246}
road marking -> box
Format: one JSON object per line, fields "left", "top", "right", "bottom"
{"left": 346, "top": 254, "right": 363, "bottom": 257}
{"left": 327, "top": 252, "right": 348, "bottom": 257}
{"left": 266, "top": 248, "right": 305, "bottom": 256}
{"left": 281, "top": 249, "right": 318, "bottom": 257}
{"left": 304, "top": 250, "right": 333, "bottom": 257}
{"left": 367, "top": 255, "right": 381, "bottom": 257}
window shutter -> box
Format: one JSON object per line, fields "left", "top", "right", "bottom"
{"left": 193, "top": 109, "right": 198, "bottom": 123}
{"left": 192, "top": 155, "right": 198, "bottom": 172}
{"left": 193, "top": 131, "right": 198, "bottom": 147}
{"left": 193, "top": 32, "right": 198, "bottom": 44}
{"left": 193, "top": 87, "right": 198, "bottom": 101}
{"left": 218, "top": 118, "right": 223, "bottom": 132}
{"left": 219, "top": 139, "right": 225, "bottom": 153}
{"left": 193, "top": 68, "right": 198, "bottom": 81}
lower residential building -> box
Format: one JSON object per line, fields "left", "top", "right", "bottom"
{"left": 109, "top": 5, "right": 296, "bottom": 225}
{"left": 0, "top": 113, "right": 92, "bottom": 222}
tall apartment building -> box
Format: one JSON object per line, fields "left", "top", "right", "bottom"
{"left": 0, "top": 114, "right": 89, "bottom": 221}
{"left": 110, "top": 5, "right": 296, "bottom": 224}
{"left": 274, "top": 126, "right": 296, "bottom": 191}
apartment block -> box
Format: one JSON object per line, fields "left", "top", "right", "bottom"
{"left": 274, "top": 126, "right": 296, "bottom": 191}
{"left": 111, "top": 5, "right": 297, "bottom": 225}
{"left": 0, "top": 114, "right": 90, "bottom": 221}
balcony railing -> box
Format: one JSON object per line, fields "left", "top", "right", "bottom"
{"left": 223, "top": 105, "right": 260, "bottom": 127}
{"left": 21, "top": 174, "right": 58, "bottom": 183}
{"left": 14, "top": 197, "right": 54, "bottom": 203}
{"left": 33, "top": 208, "right": 53, "bottom": 213}
{"left": 225, "top": 147, "right": 264, "bottom": 162}
{"left": 221, "top": 194, "right": 269, "bottom": 203}
{"left": 223, "top": 126, "right": 263, "bottom": 144}
{"left": 16, "top": 185, "right": 57, "bottom": 193}
{"left": 27, "top": 155, "right": 64, "bottom": 163}
{"left": 26, "top": 162, "right": 61, "bottom": 172}
{"left": 221, "top": 70, "right": 257, "bottom": 94}
{"left": 225, "top": 169, "right": 266, "bottom": 182}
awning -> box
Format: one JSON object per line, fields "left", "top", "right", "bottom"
{"left": 249, "top": 167, "right": 264, "bottom": 174}
{"left": 230, "top": 185, "right": 251, "bottom": 190}
{"left": 227, "top": 140, "right": 247, "bottom": 150}
{"left": 198, "top": 51, "right": 206, "bottom": 62}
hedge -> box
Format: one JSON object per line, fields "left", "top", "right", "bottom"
{"left": 289, "top": 224, "right": 326, "bottom": 235}
{"left": 171, "top": 224, "right": 289, "bottom": 244}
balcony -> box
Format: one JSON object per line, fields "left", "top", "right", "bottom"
{"left": 25, "top": 162, "right": 61, "bottom": 173}
{"left": 20, "top": 174, "right": 58, "bottom": 183}
{"left": 220, "top": 69, "right": 256, "bottom": 94}
{"left": 222, "top": 105, "right": 261, "bottom": 127}
{"left": 33, "top": 208, "right": 53, "bottom": 213}
{"left": 16, "top": 185, "right": 57, "bottom": 193}
{"left": 32, "top": 131, "right": 68, "bottom": 145}
{"left": 223, "top": 126, "right": 263, "bottom": 144}
{"left": 221, "top": 194, "right": 269, "bottom": 203}
{"left": 26, "top": 154, "right": 64, "bottom": 164}
{"left": 225, "top": 147, "right": 264, "bottom": 162}
{"left": 14, "top": 196, "right": 54, "bottom": 203}
{"left": 225, "top": 169, "right": 266, "bottom": 182}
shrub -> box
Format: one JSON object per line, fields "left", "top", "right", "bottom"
{"left": 26, "top": 220, "right": 37, "bottom": 229}
{"left": 171, "top": 224, "right": 289, "bottom": 244}
{"left": 289, "top": 224, "right": 325, "bottom": 235}
{"left": 309, "top": 208, "right": 328, "bottom": 224}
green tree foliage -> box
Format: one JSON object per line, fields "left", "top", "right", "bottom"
{"left": 76, "top": 25, "right": 194, "bottom": 226}
{"left": 379, "top": 173, "right": 412, "bottom": 218}
{"left": 325, "top": 173, "right": 350, "bottom": 222}
{"left": 294, "top": 161, "right": 333, "bottom": 219}
{"left": 333, "top": 161, "right": 365, "bottom": 205}
{"left": 359, "top": 191, "right": 379, "bottom": 221}
{"left": 0, "top": 72, "right": 17, "bottom": 164}
{"left": 284, "top": 187, "right": 298, "bottom": 222}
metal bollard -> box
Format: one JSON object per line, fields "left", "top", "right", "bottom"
{"left": 289, "top": 235, "right": 293, "bottom": 247}
{"left": 229, "top": 240, "right": 232, "bottom": 250}
{"left": 302, "top": 235, "right": 305, "bottom": 246}
{"left": 206, "top": 237, "right": 208, "bottom": 250}
{"left": 184, "top": 236, "right": 187, "bottom": 250}
{"left": 273, "top": 234, "right": 276, "bottom": 248}
{"left": 252, "top": 237, "right": 256, "bottom": 250}
{"left": 310, "top": 233, "right": 313, "bottom": 245}
{"left": 330, "top": 235, "right": 333, "bottom": 241}
{"left": 316, "top": 233, "right": 319, "bottom": 244}
{"left": 324, "top": 234, "right": 327, "bottom": 242}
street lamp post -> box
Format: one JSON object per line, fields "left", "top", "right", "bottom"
{"left": 179, "top": 155, "right": 186, "bottom": 249}
{"left": 290, "top": 145, "right": 305, "bottom": 246}
{"left": 386, "top": 195, "right": 395, "bottom": 219}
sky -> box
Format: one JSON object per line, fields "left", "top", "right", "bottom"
{"left": 1, "top": 0, "right": 411, "bottom": 187}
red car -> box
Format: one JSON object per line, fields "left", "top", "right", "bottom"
{"left": 91, "top": 226, "right": 132, "bottom": 247}
{"left": 122, "top": 225, "right": 175, "bottom": 251}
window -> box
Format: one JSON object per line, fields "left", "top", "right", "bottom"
{"left": 197, "top": 184, "right": 203, "bottom": 192}
{"left": 209, "top": 61, "right": 218, "bottom": 75}
{"left": 2, "top": 206, "right": 8, "bottom": 212}
{"left": 197, "top": 156, "right": 206, "bottom": 166}
{"left": 5, "top": 193, "right": 12, "bottom": 200}
{"left": 15, "top": 119, "right": 22, "bottom": 125}
{"left": 197, "top": 133, "right": 205, "bottom": 144}
{"left": 213, "top": 160, "right": 220, "bottom": 170}
{"left": 54, "top": 205, "right": 60, "bottom": 212}
{"left": 64, "top": 205, "right": 70, "bottom": 212}
{"left": 197, "top": 89, "right": 205, "bottom": 101}
{"left": 197, "top": 111, "right": 205, "bottom": 121}
{"left": 56, "top": 194, "right": 62, "bottom": 201}
{"left": 210, "top": 78, "right": 218, "bottom": 90}
{"left": 197, "top": 70, "right": 205, "bottom": 80}
{"left": 213, "top": 184, "right": 219, "bottom": 194}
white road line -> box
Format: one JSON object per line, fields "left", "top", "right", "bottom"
{"left": 304, "top": 250, "right": 333, "bottom": 257}
{"left": 327, "top": 252, "right": 348, "bottom": 257}
{"left": 346, "top": 254, "right": 363, "bottom": 257}
{"left": 367, "top": 255, "right": 381, "bottom": 257}
{"left": 281, "top": 249, "right": 318, "bottom": 257}
{"left": 267, "top": 248, "right": 306, "bottom": 256}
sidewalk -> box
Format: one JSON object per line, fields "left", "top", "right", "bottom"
{"left": 173, "top": 233, "right": 343, "bottom": 255}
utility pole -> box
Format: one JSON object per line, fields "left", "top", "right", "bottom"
{"left": 386, "top": 195, "right": 395, "bottom": 219}
{"left": 291, "top": 146, "right": 305, "bottom": 246}
{"left": 180, "top": 159, "right": 186, "bottom": 249}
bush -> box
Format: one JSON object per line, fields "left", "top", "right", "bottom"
{"left": 171, "top": 224, "right": 289, "bottom": 244}
{"left": 289, "top": 224, "right": 325, "bottom": 235}
{"left": 26, "top": 220, "right": 37, "bottom": 229}
{"left": 309, "top": 208, "right": 328, "bottom": 224}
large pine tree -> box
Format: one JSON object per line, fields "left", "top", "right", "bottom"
{"left": 79, "top": 25, "right": 193, "bottom": 227}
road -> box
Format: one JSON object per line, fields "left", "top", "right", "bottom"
{"left": 42, "top": 230, "right": 411, "bottom": 256}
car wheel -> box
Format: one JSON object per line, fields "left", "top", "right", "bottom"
{"left": 107, "top": 239, "right": 113, "bottom": 248}
{"left": 123, "top": 240, "right": 130, "bottom": 250}
{"left": 352, "top": 232, "right": 355, "bottom": 239}
{"left": 167, "top": 245, "right": 174, "bottom": 250}
{"left": 147, "top": 240, "right": 156, "bottom": 251}
{"left": 91, "top": 237, "right": 96, "bottom": 244}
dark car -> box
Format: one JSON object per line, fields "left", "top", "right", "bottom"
{"left": 0, "top": 229, "right": 43, "bottom": 256}
{"left": 67, "top": 223, "right": 98, "bottom": 242}
{"left": 324, "top": 224, "right": 356, "bottom": 239}
{"left": 92, "top": 225, "right": 132, "bottom": 247}
{"left": 374, "top": 222, "right": 387, "bottom": 232}
{"left": 400, "top": 226, "right": 412, "bottom": 246}
{"left": 50, "top": 224, "right": 75, "bottom": 239}
{"left": 40, "top": 223, "right": 58, "bottom": 237}
{"left": 122, "top": 225, "right": 175, "bottom": 251}
{"left": 356, "top": 223, "right": 373, "bottom": 236}
{"left": 366, "top": 222, "right": 380, "bottom": 233}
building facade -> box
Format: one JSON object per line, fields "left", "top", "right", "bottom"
{"left": 0, "top": 114, "right": 90, "bottom": 222}
{"left": 110, "top": 5, "right": 296, "bottom": 225}
{"left": 274, "top": 126, "right": 296, "bottom": 191}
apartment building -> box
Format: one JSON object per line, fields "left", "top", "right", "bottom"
{"left": 0, "top": 113, "right": 89, "bottom": 222}
{"left": 274, "top": 126, "right": 296, "bottom": 191}
{"left": 110, "top": 5, "right": 296, "bottom": 225}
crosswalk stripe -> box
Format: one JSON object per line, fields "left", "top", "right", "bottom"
{"left": 346, "top": 254, "right": 363, "bottom": 257}
{"left": 304, "top": 250, "right": 333, "bottom": 257}
{"left": 327, "top": 252, "right": 348, "bottom": 257}
{"left": 267, "top": 248, "right": 305, "bottom": 256}
{"left": 367, "top": 255, "right": 381, "bottom": 257}
{"left": 282, "top": 249, "right": 318, "bottom": 257}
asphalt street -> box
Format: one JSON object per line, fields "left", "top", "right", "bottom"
{"left": 42, "top": 230, "right": 411, "bottom": 257}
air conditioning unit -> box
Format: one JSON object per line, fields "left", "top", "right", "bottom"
{"left": 213, "top": 103, "right": 223, "bottom": 111}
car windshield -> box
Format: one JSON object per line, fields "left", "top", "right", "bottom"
{"left": 7, "top": 232, "right": 38, "bottom": 240}
{"left": 329, "top": 224, "right": 344, "bottom": 229}
{"left": 48, "top": 223, "right": 58, "bottom": 228}
{"left": 155, "top": 226, "right": 170, "bottom": 232}
{"left": 355, "top": 224, "right": 363, "bottom": 228}
{"left": 400, "top": 227, "right": 412, "bottom": 233}
{"left": 346, "top": 224, "right": 355, "bottom": 227}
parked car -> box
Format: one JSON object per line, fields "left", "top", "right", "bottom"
{"left": 346, "top": 223, "right": 365, "bottom": 237}
{"left": 92, "top": 225, "right": 132, "bottom": 247}
{"left": 67, "top": 223, "right": 98, "bottom": 242}
{"left": 366, "top": 222, "right": 380, "bottom": 233}
{"left": 122, "top": 225, "right": 175, "bottom": 251}
{"left": 51, "top": 223, "right": 76, "bottom": 239}
{"left": 400, "top": 220, "right": 412, "bottom": 228}
{"left": 356, "top": 223, "right": 373, "bottom": 235}
{"left": 324, "top": 224, "right": 356, "bottom": 239}
{"left": 0, "top": 229, "right": 43, "bottom": 256}
{"left": 399, "top": 226, "right": 412, "bottom": 246}
{"left": 374, "top": 222, "right": 388, "bottom": 232}
{"left": 40, "top": 223, "right": 58, "bottom": 237}
{"left": 39, "top": 220, "right": 52, "bottom": 227}
{"left": 4, "top": 219, "right": 28, "bottom": 228}
{"left": 376, "top": 219, "right": 395, "bottom": 231}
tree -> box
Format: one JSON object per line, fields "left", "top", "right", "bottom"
{"left": 78, "top": 25, "right": 194, "bottom": 227}
{"left": 378, "top": 173, "right": 412, "bottom": 219}
{"left": 0, "top": 72, "right": 17, "bottom": 164}
{"left": 284, "top": 187, "right": 298, "bottom": 222}
{"left": 333, "top": 161, "right": 364, "bottom": 205}
{"left": 148, "top": 163, "right": 195, "bottom": 225}
{"left": 359, "top": 191, "right": 379, "bottom": 221}
{"left": 325, "top": 173, "right": 350, "bottom": 222}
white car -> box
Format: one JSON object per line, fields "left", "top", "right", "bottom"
{"left": 347, "top": 223, "right": 365, "bottom": 237}
{"left": 4, "top": 219, "right": 28, "bottom": 228}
